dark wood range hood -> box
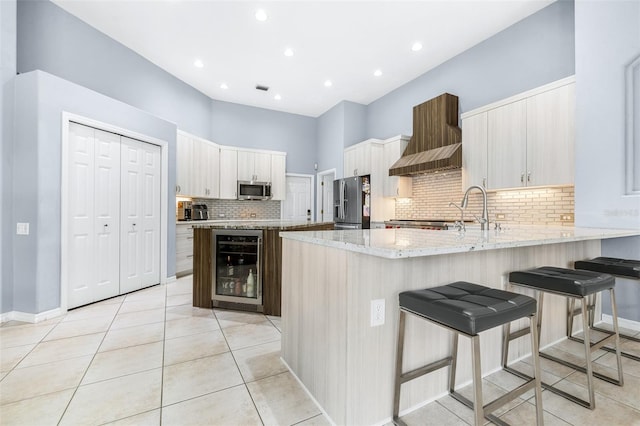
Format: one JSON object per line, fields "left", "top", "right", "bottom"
{"left": 389, "top": 93, "right": 462, "bottom": 176}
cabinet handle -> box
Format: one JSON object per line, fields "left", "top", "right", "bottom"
{"left": 482, "top": 178, "right": 486, "bottom": 188}
{"left": 396, "top": 188, "right": 399, "bottom": 196}
{"left": 187, "top": 255, "right": 193, "bottom": 258}
{"left": 527, "top": 172, "right": 531, "bottom": 183}
{"left": 520, "top": 173, "right": 524, "bottom": 183}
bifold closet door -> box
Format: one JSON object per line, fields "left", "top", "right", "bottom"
{"left": 68, "top": 123, "right": 121, "bottom": 308}
{"left": 120, "top": 137, "right": 161, "bottom": 293}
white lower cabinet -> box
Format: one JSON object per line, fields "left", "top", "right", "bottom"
{"left": 176, "top": 223, "right": 194, "bottom": 276}
{"left": 67, "top": 122, "right": 161, "bottom": 309}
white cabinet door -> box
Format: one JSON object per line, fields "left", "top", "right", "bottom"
{"left": 120, "top": 137, "right": 161, "bottom": 293}
{"left": 254, "top": 152, "right": 272, "bottom": 182}
{"left": 526, "top": 83, "right": 575, "bottom": 187}
{"left": 382, "top": 137, "right": 412, "bottom": 197}
{"left": 176, "top": 223, "right": 194, "bottom": 276}
{"left": 270, "top": 154, "right": 286, "bottom": 201}
{"left": 487, "top": 99, "right": 527, "bottom": 189}
{"left": 192, "top": 139, "right": 219, "bottom": 198}
{"left": 219, "top": 147, "right": 238, "bottom": 199}
{"left": 176, "top": 132, "right": 193, "bottom": 196}
{"left": 68, "top": 123, "right": 121, "bottom": 308}
{"left": 237, "top": 151, "right": 272, "bottom": 182}
{"left": 462, "top": 112, "right": 488, "bottom": 189}
{"left": 344, "top": 147, "right": 357, "bottom": 178}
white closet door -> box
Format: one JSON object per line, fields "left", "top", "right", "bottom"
{"left": 68, "top": 123, "right": 120, "bottom": 308}
{"left": 120, "top": 137, "right": 161, "bottom": 293}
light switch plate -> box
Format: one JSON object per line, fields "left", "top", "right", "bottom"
{"left": 17, "top": 222, "right": 29, "bottom": 235}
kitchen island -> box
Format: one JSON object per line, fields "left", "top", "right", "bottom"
{"left": 191, "top": 220, "right": 334, "bottom": 315}
{"left": 279, "top": 226, "right": 640, "bottom": 425}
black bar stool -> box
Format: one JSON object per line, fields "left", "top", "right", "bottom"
{"left": 393, "top": 281, "right": 543, "bottom": 426}
{"left": 574, "top": 257, "right": 640, "bottom": 362}
{"left": 504, "top": 266, "right": 624, "bottom": 410}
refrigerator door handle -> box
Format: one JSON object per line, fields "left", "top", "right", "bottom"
{"left": 340, "top": 180, "right": 346, "bottom": 220}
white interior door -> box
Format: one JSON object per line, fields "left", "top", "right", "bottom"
{"left": 120, "top": 137, "right": 161, "bottom": 293}
{"left": 68, "top": 123, "right": 121, "bottom": 308}
{"left": 321, "top": 172, "right": 334, "bottom": 222}
{"left": 282, "top": 176, "right": 312, "bottom": 221}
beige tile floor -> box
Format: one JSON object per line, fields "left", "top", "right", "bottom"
{"left": 0, "top": 275, "right": 638, "bottom": 425}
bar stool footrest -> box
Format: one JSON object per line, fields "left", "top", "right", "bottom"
{"left": 503, "top": 365, "right": 593, "bottom": 409}
{"left": 568, "top": 331, "right": 640, "bottom": 362}
{"left": 539, "top": 351, "right": 623, "bottom": 386}
{"left": 449, "top": 391, "right": 507, "bottom": 426}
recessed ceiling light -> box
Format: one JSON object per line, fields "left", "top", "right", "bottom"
{"left": 324, "top": 80, "right": 333, "bottom": 87}
{"left": 220, "top": 83, "right": 228, "bottom": 90}
{"left": 411, "top": 42, "right": 423, "bottom": 52}
{"left": 274, "top": 94, "right": 282, "bottom": 100}
{"left": 373, "top": 69, "right": 382, "bottom": 77}
{"left": 255, "top": 9, "right": 267, "bottom": 21}
{"left": 193, "top": 59, "right": 204, "bottom": 68}
{"left": 284, "top": 48, "right": 294, "bottom": 57}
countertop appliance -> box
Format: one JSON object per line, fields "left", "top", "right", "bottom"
{"left": 237, "top": 181, "right": 272, "bottom": 200}
{"left": 333, "top": 175, "right": 370, "bottom": 230}
{"left": 212, "top": 229, "right": 263, "bottom": 312}
{"left": 177, "top": 200, "right": 192, "bottom": 221}
{"left": 192, "top": 204, "right": 209, "bottom": 220}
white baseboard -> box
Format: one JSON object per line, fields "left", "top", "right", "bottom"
{"left": 0, "top": 308, "right": 62, "bottom": 324}
{"left": 601, "top": 314, "right": 640, "bottom": 333}
{"left": 162, "top": 275, "right": 177, "bottom": 285}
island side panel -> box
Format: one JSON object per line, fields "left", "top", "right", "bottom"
{"left": 281, "top": 238, "right": 349, "bottom": 425}
{"left": 193, "top": 227, "right": 213, "bottom": 308}
{"left": 282, "top": 237, "right": 600, "bottom": 425}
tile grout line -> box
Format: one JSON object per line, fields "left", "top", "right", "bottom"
{"left": 56, "top": 295, "right": 127, "bottom": 426}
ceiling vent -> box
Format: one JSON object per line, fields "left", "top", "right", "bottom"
{"left": 255, "top": 84, "right": 270, "bottom": 91}
{"left": 389, "top": 93, "right": 462, "bottom": 176}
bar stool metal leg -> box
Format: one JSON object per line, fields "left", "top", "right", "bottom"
{"left": 448, "top": 332, "right": 459, "bottom": 394}
{"left": 610, "top": 289, "right": 625, "bottom": 383}
{"left": 392, "top": 310, "right": 407, "bottom": 424}
{"left": 580, "top": 296, "right": 596, "bottom": 408}
{"left": 470, "top": 335, "right": 484, "bottom": 426}
{"left": 530, "top": 312, "right": 544, "bottom": 426}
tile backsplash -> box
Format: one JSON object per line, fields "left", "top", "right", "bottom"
{"left": 394, "top": 169, "right": 574, "bottom": 226}
{"left": 191, "top": 199, "right": 281, "bottom": 220}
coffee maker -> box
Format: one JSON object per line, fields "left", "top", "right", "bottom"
{"left": 177, "top": 200, "right": 192, "bottom": 221}
{"left": 192, "top": 204, "right": 209, "bottom": 220}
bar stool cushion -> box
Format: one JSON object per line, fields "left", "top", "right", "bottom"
{"left": 510, "top": 266, "right": 615, "bottom": 297}
{"left": 575, "top": 257, "right": 640, "bottom": 279}
{"left": 399, "top": 281, "right": 536, "bottom": 336}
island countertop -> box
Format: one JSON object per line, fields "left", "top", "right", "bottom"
{"left": 189, "top": 219, "right": 333, "bottom": 230}
{"left": 279, "top": 225, "right": 640, "bottom": 259}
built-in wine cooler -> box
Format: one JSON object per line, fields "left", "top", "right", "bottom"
{"left": 211, "top": 229, "right": 263, "bottom": 312}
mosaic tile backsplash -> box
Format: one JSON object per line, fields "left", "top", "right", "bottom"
{"left": 394, "top": 169, "right": 574, "bottom": 226}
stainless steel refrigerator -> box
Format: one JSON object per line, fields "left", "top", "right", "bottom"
{"left": 333, "top": 175, "right": 371, "bottom": 229}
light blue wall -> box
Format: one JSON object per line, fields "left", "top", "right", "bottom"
{"left": 364, "top": 0, "right": 575, "bottom": 139}
{"left": 12, "top": 70, "right": 177, "bottom": 313}
{"left": 210, "top": 99, "right": 316, "bottom": 175}
{"left": 575, "top": 0, "right": 640, "bottom": 322}
{"left": 17, "top": 0, "right": 211, "bottom": 139}
{"left": 316, "top": 100, "right": 367, "bottom": 179}
{"left": 1, "top": 0, "right": 16, "bottom": 313}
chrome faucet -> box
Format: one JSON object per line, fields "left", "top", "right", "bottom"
{"left": 461, "top": 185, "right": 489, "bottom": 231}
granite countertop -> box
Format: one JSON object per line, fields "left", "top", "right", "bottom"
{"left": 279, "top": 225, "right": 640, "bottom": 259}
{"left": 188, "top": 220, "right": 334, "bottom": 230}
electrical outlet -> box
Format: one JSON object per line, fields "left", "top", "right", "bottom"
{"left": 496, "top": 213, "right": 506, "bottom": 220}
{"left": 560, "top": 213, "right": 574, "bottom": 222}
{"left": 250, "top": 212, "right": 257, "bottom": 218}
{"left": 370, "top": 299, "right": 385, "bottom": 327}
{"left": 17, "top": 222, "right": 29, "bottom": 235}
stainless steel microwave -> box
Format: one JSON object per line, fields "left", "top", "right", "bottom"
{"left": 237, "top": 181, "right": 272, "bottom": 200}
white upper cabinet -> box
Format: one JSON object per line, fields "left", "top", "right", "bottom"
{"left": 462, "top": 76, "right": 575, "bottom": 190}
{"left": 270, "top": 154, "right": 287, "bottom": 201}
{"left": 487, "top": 99, "right": 527, "bottom": 189}
{"left": 382, "top": 136, "right": 412, "bottom": 198}
{"left": 219, "top": 147, "right": 238, "bottom": 199}
{"left": 238, "top": 150, "right": 272, "bottom": 182}
{"left": 461, "top": 112, "right": 488, "bottom": 189}
{"left": 176, "top": 132, "right": 193, "bottom": 196}
{"left": 344, "top": 140, "right": 377, "bottom": 178}
{"left": 525, "top": 82, "right": 575, "bottom": 187}
{"left": 192, "top": 137, "right": 220, "bottom": 198}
